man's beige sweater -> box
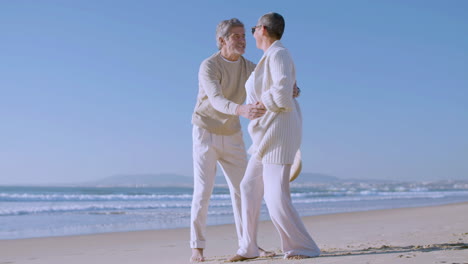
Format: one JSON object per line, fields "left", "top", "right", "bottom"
{"left": 192, "top": 52, "right": 256, "bottom": 135}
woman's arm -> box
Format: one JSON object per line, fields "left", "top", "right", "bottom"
{"left": 261, "top": 49, "right": 296, "bottom": 113}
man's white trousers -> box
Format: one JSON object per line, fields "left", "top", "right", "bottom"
{"left": 190, "top": 125, "right": 247, "bottom": 249}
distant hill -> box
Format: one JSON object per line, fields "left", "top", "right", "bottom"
{"left": 291, "top": 173, "right": 340, "bottom": 184}
{"left": 215, "top": 172, "right": 340, "bottom": 185}
{"left": 84, "top": 172, "right": 341, "bottom": 187}
{"left": 84, "top": 174, "right": 193, "bottom": 187}
{"left": 75, "top": 173, "right": 465, "bottom": 187}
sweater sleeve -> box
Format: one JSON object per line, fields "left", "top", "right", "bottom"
{"left": 261, "top": 49, "right": 295, "bottom": 113}
{"left": 199, "top": 59, "right": 239, "bottom": 115}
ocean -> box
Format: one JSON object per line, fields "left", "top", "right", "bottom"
{"left": 1, "top": 181, "right": 468, "bottom": 239}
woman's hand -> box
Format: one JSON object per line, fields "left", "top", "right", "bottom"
{"left": 293, "top": 83, "right": 301, "bottom": 98}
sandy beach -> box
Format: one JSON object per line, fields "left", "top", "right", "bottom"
{"left": 1, "top": 202, "right": 467, "bottom": 264}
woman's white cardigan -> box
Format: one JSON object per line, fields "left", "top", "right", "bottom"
{"left": 248, "top": 40, "right": 302, "bottom": 164}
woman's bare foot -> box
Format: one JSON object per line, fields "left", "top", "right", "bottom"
{"left": 286, "top": 255, "right": 311, "bottom": 260}
{"left": 258, "top": 247, "right": 276, "bottom": 257}
{"left": 227, "top": 254, "right": 257, "bottom": 262}
{"left": 190, "top": 248, "right": 205, "bottom": 262}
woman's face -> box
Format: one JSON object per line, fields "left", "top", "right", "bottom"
{"left": 252, "top": 23, "right": 262, "bottom": 49}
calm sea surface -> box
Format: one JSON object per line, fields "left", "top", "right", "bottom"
{"left": 1, "top": 182, "right": 468, "bottom": 239}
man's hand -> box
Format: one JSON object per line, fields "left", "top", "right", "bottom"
{"left": 293, "top": 83, "right": 301, "bottom": 98}
{"left": 236, "top": 103, "right": 266, "bottom": 120}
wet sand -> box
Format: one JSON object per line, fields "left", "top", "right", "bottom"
{"left": 1, "top": 202, "right": 467, "bottom": 264}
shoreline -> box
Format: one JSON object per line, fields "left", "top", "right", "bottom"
{"left": 3, "top": 199, "right": 468, "bottom": 241}
{"left": 1, "top": 202, "right": 467, "bottom": 263}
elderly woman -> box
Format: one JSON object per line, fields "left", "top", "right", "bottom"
{"left": 229, "top": 13, "right": 321, "bottom": 262}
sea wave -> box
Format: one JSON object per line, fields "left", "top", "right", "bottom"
{"left": 0, "top": 201, "right": 234, "bottom": 216}
{"left": 293, "top": 191, "right": 468, "bottom": 203}
{"left": 0, "top": 193, "right": 230, "bottom": 202}
{"left": 2, "top": 189, "right": 467, "bottom": 203}
{"left": 2, "top": 190, "right": 467, "bottom": 216}
{"left": 289, "top": 190, "right": 468, "bottom": 198}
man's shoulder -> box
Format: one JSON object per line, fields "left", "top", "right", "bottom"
{"left": 239, "top": 56, "right": 256, "bottom": 71}
{"left": 199, "top": 52, "right": 222, "bottom": 75}
{"left": 201, "top": 52, "right": 221, "bottom": 66}
{"left": 241, "top": 56, "right": 256, "bottom": 65}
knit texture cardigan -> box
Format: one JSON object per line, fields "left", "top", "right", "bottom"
{"left": 248, "top": 41, "right": 302, "bottom": 164}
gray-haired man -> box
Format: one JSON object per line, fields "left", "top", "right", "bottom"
{"left": 190, "top": 18, "right": 269, "bottom": 262}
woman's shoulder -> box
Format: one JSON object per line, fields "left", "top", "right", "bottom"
{"left": 267, "top": 45, "right": 292, "bottom": 63}
{"left": 267, "top": 41, "right": 289, "bottom": 55}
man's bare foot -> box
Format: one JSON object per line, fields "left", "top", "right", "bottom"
{"left": 286, "top": 255, "right": 310, "bottom": 260}
{"left": 227, "top": 254, "right": 257, "bottom": 262}
{"left": 258, "top": 247, "right": 276, "bottom": 257}
{"left": 190, "top": 248, "right": 205, "bottom": 262}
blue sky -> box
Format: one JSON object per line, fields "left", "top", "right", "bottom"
{"left": 1, "top": 0, "right": 467, "bottom": 185}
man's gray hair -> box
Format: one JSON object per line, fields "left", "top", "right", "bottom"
{"left": 259, "top": 12, "right": 285, "bottom": 40}
{"left": 216, "top": 18, "right": 244, "bottom": 50}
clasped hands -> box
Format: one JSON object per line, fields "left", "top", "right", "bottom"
{"left": 236, "top": 102, "right": 266, "bottom": 120}
{"left": 237, "top": 84, "right": 300, "bottom": 120}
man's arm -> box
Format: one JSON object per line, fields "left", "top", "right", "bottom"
{"left": 199, "top": 60, "right": 265, "bottom": 120}
{"left": 199, "top": 60, "right": 239, "bottom": 115}
{"left": 236, "top": 103, "right": 265, "bottom": 120}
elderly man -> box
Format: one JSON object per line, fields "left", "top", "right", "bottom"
{"left": 189, "top": 18, "right": 267, "bottom": 262}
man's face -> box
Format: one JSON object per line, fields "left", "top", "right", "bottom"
{"left": 222, "top": 26, "right": 246, "bottom": 55}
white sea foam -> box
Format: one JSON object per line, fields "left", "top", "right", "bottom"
{"left": 0, "top": 201, "right": 234, "bottom": 216}
{"left": 1, "top": 185, "right": 467, "bottom": 239}
{"left": 0, "top": 193, "right": 231, "bottom": 201}
{"left": 2, "top": 190, "right": 467, "bottom": 216}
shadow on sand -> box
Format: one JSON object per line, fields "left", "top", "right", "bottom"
{"left": 320, "top": 242, "right": 468, "bottom": 257}
{"left": 207, "top": 243, "right": 468, "bottom": 263}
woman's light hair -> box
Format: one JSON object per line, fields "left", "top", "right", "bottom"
{"left": 216, "top": 18, "right": 244, "bottom": 50}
